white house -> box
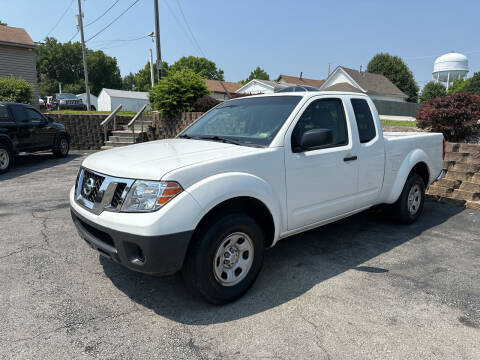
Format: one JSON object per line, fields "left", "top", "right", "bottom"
{"left": 320, "top": 66, "right": 408, "bottom": 102}
{"left": 76, "top": 93, "right": 98, "bottom": 110}
{"left": 97, "top": 88, "right": 150, "bottom": 112}
{"left": 236, "top": 79, "right": 291, "bottom": 95}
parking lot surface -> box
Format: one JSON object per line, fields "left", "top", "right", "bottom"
{"left": 0, "top": 152, "right": 479, "bottom": 359}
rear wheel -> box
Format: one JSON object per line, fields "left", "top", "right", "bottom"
{"left": 53, "top": 135, "right": 69, "bottom": 157}
{"left": 0, "top": 144, "right": 12, "bottom": 174}
{"left": 182, "top": 213, "right": 265, "bottom": 304}
{"left": 393, "top": 172, "right": 425, "bottom": 224}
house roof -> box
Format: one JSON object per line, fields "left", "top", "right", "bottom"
{"left": 323, "top": 82, "right": 363, "bottom": 93}
{"left": 236, "top": 79, "right": 291, "bottom": 94}
{"left": 339, "top": 67, "right": 407, "bottom": 97}
{"left": 0, "top": 25, "right": 35, "bottom": 48}
{"left": 205, "top": 79, "right": 242, "bottom": 94}
{"left": 101, "top": 88, "right": 149, "bottom": 100}
{"left": 276, "top": 74, "right": 325, "bottom": 88}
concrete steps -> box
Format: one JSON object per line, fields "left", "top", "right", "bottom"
{"left": 427, "top": 142, "right": 480, "bottom": 210}
{"left": 102, "top": 120, "right": 152, "bottom": 150}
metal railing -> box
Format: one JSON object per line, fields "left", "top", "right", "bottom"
{"left": 127, "top": 104, "right": 148, "bottom": 143}
{"left": 100, "top": 104, "right": 122, "bottom": 143}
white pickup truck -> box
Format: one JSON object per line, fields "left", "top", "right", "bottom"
{"left": 70, "top": 92, "right": 444, "bottom": 304}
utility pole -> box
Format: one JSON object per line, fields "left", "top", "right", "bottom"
{"left": 153, "top": 0, "right": 162, "bottom": 81}
{"left": 77, "top": 0, "right": 91, "bottom": 110}
{"left": 149, "top": 49, "right": 155, "bottom": 88}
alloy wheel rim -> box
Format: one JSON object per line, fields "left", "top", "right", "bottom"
{"left": 213, "top": 232, "right": 254, "bottom": 287}
{"left": 408, "top": 184, "right": 422, "bottom": 215}
{"left": 0, "top": 149, "right": 9, "bottom": 170}
{"left": 60, "top": 139, "right": 68, "bottom": 154}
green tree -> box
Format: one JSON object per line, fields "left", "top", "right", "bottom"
{"left": 367, "top": 53, "right": 419, "bottom": 102}
{"left": 0, "top": 21, "right": 7, "bottom": 26}
{"left": 240, "top": 66, "right": 269, "bottom": 84}
{"left": 149, "top": 69, "right": 209, "bottom": 117}
{"left": 463, "top": 72, "right": 480, "bottom": 95}
{"left": 419, "top": 81, "right": 446, "bottom": 103}
{"left": 36, "top": 37, "right": 122, "bottom": 96}
{"left": 130, "top": 61, "right": 169, "bottom": 91}
{"left": 169, "top": 56, "right": 224, "bottom": 80}
{"left": 448, "top": 78, "right": 470, "bottom": 94}
{"left": 0, "top": 76, "right": 33, "bottom": 104}
{"left": 122, "top": 72, "right": 136, "bottom": 90}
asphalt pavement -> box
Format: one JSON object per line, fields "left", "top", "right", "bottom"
{"left": 0, "top": 151, "right": 479, "bottom": 359}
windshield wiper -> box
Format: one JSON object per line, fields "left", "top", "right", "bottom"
{"left": 195, "top": 135, "right": 243, "bottom": 146}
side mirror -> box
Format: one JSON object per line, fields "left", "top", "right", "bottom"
{"left": 299, "top": 128, "right": 333, "bottom": 151}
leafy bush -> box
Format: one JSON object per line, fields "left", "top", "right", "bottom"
{"left": 420, "top": 81, "right": 446, "bottom": 103}
{"left": 0, "top": 76, "right": 33, "bottom": 104}
{"left": 149, "top": 69, "right": 209, "bottom": 118}
{"left": 192, "top": 96, "right": 220, "bottom": 112}
{"left": 463, "top": 72, "right": 480, "bottom": 95}
{"left": 417, "top": 93, "right": 480, "bottom": 141}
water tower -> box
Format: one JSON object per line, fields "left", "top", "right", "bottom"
{"left": 432, "top": 52, "right": 469, "bottom": 91}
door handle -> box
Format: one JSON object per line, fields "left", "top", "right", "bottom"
{"left": 343, "top": 155, "right": 358, "bottom": 162}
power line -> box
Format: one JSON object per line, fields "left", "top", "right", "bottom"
{"left": 84, "top": 0, "right": 122, "bottom": 27}
{"left": 85, "top": 0, "right": 140, "bottom": 43}
{"left": 174, "top": 0, "right": 206, "bottom": 57}
{"left": 68, "top": 30, "right": 79, "bottom": 42}
{"left": 162, "top": 0, "right": 203, "bottom": 56}
{"left": 45, "top": 0, "right": 75, "bottom": 38}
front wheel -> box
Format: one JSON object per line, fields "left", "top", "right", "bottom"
{"left": 0, "top": 144, "right": 12, "bottom": 174}
{"left": 53, "top": 135, "right": 69, "bottom": 157}
{"left": 393, "top": 172, "right": 425, "bottom": 224}
{"left": 182, "top": 213, "right": 265, "bottom": 304}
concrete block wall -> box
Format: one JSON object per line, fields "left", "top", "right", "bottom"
{"left": 427, "top": 143, "right": 480, "bottom": 210}
{"left": 150, "top": 111, "right": 203, "bottom": 140}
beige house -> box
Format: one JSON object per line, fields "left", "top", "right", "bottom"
{"left": 0, "top": 25, "right": 38, "bottom": 106}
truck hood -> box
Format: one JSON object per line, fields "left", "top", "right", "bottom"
{"left": 82, "top": 138, "right": 259, "bottom": 180}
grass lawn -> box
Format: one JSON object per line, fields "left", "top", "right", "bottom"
{"left": 381, "top": 119, "right": 417, "bottom": 127}
{"left": 46, "top": 110, "right": 150, "bottom": 116}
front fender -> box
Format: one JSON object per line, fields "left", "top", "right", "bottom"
{"left": 385, "top": 148, "right": 429, "bottom": 204}
{"left": 186, "top": 172, "right": 283, "bottom": 244}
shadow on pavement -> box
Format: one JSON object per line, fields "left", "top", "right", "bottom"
{"left": 100, "top": 201, "right": 463, "bottom": 325}
{"left": 0, "top": 153, "right": 82, "bottom": 181}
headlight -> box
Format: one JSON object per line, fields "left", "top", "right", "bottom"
{"left": 121, "top": 181, "right": 183, "bottom": 212}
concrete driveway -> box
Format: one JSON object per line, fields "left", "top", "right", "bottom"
{"left": 0, "top": 152, "right": 479, "bottom": 359}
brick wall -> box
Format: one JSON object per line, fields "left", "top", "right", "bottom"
{"left": 48, "top": 112, "right": 201, "bottom": 149}
{"left": 149, "top": 111, "right": 203, "bottom": 140}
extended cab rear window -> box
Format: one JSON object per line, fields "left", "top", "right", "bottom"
{"left": 351, "top": 99, "right": 376, "bottom": 143}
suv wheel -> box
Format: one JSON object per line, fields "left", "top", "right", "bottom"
{"left": 53, "top": 135, "right": 69, "bottom": 157}
{"left": 182, "top": 213, "right": 265, "bottom": 304}
{"left": 0, "top": 144, "right": 12, "bottom": 174}
{"left": 394, "top": 172, "right": 425, "bottom": 224}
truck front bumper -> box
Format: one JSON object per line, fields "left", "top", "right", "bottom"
{"left": 71, "top": 208, "right": 193, "bottom": 276}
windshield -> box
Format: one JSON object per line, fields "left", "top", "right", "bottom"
{"left": 56, "top": 93, "right": 78, "bottom": 100}
{"left": 180, "top": 96, "right": 302, "bottom": 146}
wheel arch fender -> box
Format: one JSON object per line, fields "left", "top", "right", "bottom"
{"left": 385, "top": 148, "right": 430, "bottom": 204}
{"left": 186, "top": 172, "right": 283, "bottom": 246}
{"left": 0, "top": 134, "right": 14, "bottom": 152}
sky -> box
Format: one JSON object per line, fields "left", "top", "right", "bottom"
{"left": 2, "top": 0, "right": 480, "bottom": 88}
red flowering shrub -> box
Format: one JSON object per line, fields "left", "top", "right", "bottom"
{"left": 416, "top": 93, "right": 480, "bottom": 141}
{"left": 192, "top": 96, "right": 221, "bottom": 112}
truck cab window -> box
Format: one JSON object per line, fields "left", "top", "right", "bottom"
{"left": 292, "top": 98, "right": 348, "bottom": 151}
{"left": 351, "top": 98, "right": 376, "bottom": 143}
{"left": 0, "top": 105, "right": 12, "bottom": 122}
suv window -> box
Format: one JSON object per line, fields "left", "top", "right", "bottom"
{"left": 24, "top": 108, "right": 46, "bottom": 125}
{"left": 0, "top": 105, "right": 12, "bottom": 122}
{"left": 10, "top": 104, "right": 28, "bottom": 123}
{"left": 351, "top": 98, "right": 376, "bottom": 143}
{"left": 292, "top": 98, "right": 348, "bottom": 151}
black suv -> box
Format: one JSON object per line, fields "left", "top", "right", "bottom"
{"left": 0, "top": 102, "right": 71, "bottom": 174}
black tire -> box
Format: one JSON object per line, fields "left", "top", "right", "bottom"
{"left": 53, "top": 135, "right": 70, "bottom": 157}
{"left": 182, "top": 213, "right": 265, "bottom": 305}
{"left": 393, "top": 172, "right": 425, "bottom": 224}
{"left": 0, "top": 143, "right": 12, "bottom": 174}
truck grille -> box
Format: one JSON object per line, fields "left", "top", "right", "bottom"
{"left": 111, "top": 183, "right": 127, "bottom": 208}
{"left": 81, "top": 170, "right": 105, "bottom": 202}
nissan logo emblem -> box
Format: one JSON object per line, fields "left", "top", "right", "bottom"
{"left": 83, "top": 177, "right": 96, "bottom": 197}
